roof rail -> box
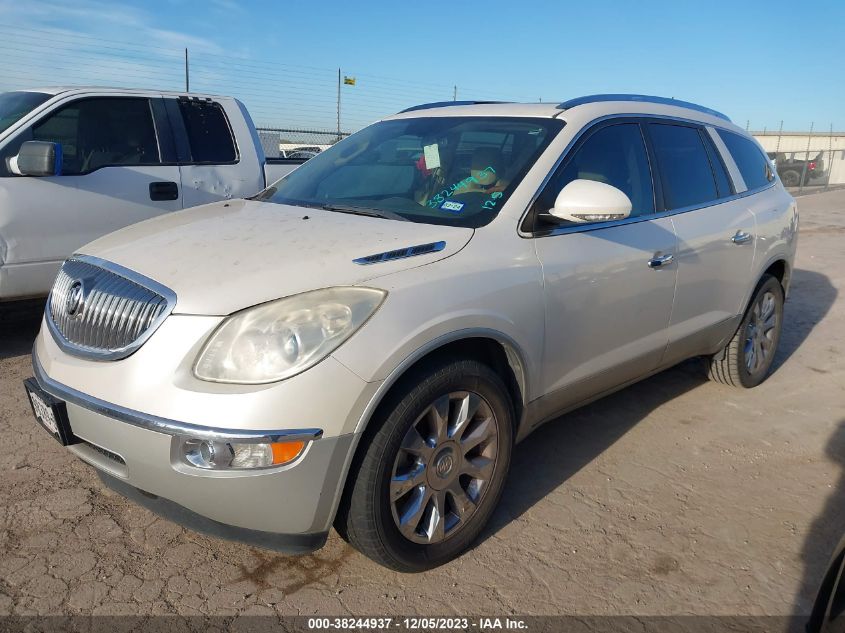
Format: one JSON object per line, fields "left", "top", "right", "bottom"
{"left": 556, "top": 94, "right": 731, "bottom": 122}
{"left": 399, "top": 100, "right": 509, "bottom": 113}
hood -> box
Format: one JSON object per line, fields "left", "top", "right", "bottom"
{"left": 79, "top": 199, "right": 473, "bottom": 315}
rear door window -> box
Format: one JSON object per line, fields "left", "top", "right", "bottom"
{"left": 717, "top": 129, "right": 775, "bottom": 190}
{"left": 648, "top": 123, "right": 718, "bottom": 210}
{"left": 177, "top": 100, "right": 237, "bottom": 164}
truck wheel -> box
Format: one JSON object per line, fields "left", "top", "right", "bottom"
{"left": 337, "top": 359, "right": 513, "bottom": 572}
{"left": 780, "top": 170, "right": 800, "bottom": 187}
{"left": 706, "top": 274, "right": 784, "bottom": 388}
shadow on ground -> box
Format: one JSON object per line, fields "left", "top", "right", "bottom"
{"left": 794, "top": 420, "right": 845, "bottom": 626}
{"left": 0, "top": 300, "right": 44, "bottom": 361}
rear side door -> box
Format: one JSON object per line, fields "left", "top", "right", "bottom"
{"left": 165, "top": 97, "right": 265, "bottom": 207}
{"left": 649, "top": 121, "right": 757, "bottom": 364}
{"left": 0, "top": 95, "right": 182, "bottom": 299}
{"left": 529, "top": 120, "right": 678, "bottom": 424}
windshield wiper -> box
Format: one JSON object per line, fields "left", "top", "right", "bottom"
{"left": 320, "top": 204, "right": 409, "bottom": 222}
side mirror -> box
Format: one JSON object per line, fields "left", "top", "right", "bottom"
{"left": 9, "top": 141, "right": 62, "bottom": 177}
{"left": 547, "top": 179, "right": 632, "bottom": 224}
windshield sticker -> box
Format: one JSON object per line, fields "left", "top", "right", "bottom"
{"left": 423, "top": 144, "right": 441, "bottom": 170}
{"left": 426, "top": 166, "right": 497, "bottom": 208}
{"left": 440, "top": 200, "right": 464, "bottom": 213}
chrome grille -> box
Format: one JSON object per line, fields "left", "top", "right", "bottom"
{"left": 47, "top": 256, "right": 176, "bottom": 360}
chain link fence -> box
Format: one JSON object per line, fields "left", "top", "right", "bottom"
{"left": 255, "top": 127, "right": 351, "bottom": 159}
{"left": 751, "top": 128, "right": 845, "bottom": 195}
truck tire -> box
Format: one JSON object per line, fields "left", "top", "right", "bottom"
{"left": 706, "top": 274, "right": 784, "bottom": 388}
{"left": 780, "top": 170, "right": 800, "bottom": 187}
{"left": 336, "top": 358, "right": 513, "bottom": 572}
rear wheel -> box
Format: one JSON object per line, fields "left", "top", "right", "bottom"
{"left": 706, "top": 274, "right": 784, "bottom": 388}
{"left": 780, "top": 169, "right": 801, "bottom": 187}
{"left": 337, "top": 359, "right": 513, "bottom": 571}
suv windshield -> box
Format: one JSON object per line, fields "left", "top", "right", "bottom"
{"left": 257, "top": 116, "right": 563, "bottom": 228}
{"left": 0, "top": 91, "right": 51, "bottom": 135}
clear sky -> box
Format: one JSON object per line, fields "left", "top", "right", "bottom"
{"left": 0, "top": 0, "right": 842, "bottom": 132}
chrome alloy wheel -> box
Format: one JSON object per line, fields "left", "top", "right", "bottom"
{"left": 744, "top": 290, "right": 778, "bottom": 375}
{"left": 389, "top": 391, "right": 499, "bottom": 545}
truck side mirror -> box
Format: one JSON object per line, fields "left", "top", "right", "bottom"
{"left": 547, "top": 179, "right": 632, "bottom": 224}
{"left": 9, "top": 141, "right": 63, "bottom": 177}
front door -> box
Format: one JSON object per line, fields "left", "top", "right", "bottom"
{"left": 0, "top": 96, "right": 182, "bottom": 299}
{"left": 530, "top": 121, "right": 678, "bottom": 422}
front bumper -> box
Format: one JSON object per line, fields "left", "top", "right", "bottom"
{"left": 31, "top": 351, "right": 360, "bottom": 551}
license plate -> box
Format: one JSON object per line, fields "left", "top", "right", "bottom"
{"left": 23, "top": 378, "right": 78, "bottom": 446}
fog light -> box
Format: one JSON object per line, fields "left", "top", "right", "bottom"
{"left": 180, "top": 438, "right": 306, "bottom": 470}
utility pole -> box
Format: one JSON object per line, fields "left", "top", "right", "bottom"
{"left": 453, "top": 85, "right": 457, "bottom": 101}
{"left": 185, "top": 48, "right": 189, "bottom": 92}
{"left": 337, "top": 68, "right": 342, "bottom": 140}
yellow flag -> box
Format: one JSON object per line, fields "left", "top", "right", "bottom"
{"left": 343, "top": 76, "right": 356, "bottom": 86}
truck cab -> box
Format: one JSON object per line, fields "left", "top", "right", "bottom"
{"left": 0, "top": 87, "right": 299, "bottom": 302}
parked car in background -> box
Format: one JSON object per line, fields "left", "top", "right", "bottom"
{"left": 767, "top": 150, "right": 826, "bottom": 186}
{"left": 285, "top": 150, "right": 319, "bottom": 160}
{"left": 0, "top": 87, "right": 305, "bottom": 302}
{"left": 26, "top": 95, "right": 798, "bottom": 571}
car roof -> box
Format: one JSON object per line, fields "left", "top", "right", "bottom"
{"left": 385, "top": 94, "right": 745, "bottom": 133}
{"left": 11, "top": 86, "right": 232, "bottom": 100}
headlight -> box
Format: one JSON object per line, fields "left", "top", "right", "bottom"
{"left": 194, "top": 287, "right": 386, "bottom": 384}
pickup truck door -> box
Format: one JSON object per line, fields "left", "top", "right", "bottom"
{"left": 0, "top": 95, "right": 182, "bottom": 300}
{"left": 164, "top": 98, "right": 265, "bottom": 207}
{"left": 529, "top": 121, "right": 678, "bottom": 427}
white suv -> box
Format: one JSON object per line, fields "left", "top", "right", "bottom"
{"left": 26, "top": 95, "right": 798, "bottom": 571}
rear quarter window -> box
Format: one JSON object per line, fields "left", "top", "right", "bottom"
{"left": 717, "top": 129, "right": 774, "bottom": 190}
{"left": 178, "top": 100, "right": 237, "bottom": 164}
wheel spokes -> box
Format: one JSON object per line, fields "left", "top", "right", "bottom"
{"left": 428, "top": 395, "right": 450, "bottom": 444}
{"left": 446, "top": 480, "right": 476, "bottom": 521}
{"left": 451, "top": 393, "right": 482, "bottom": 441}
{"left": 390, "top": 463, "right": 426, "bottom": 501}
{"left": 397, "top": 486, "right": 433, "bottom": 539}
{"left": 391, "top": 390, "right": 499, "bottom": 545}
{"left": 460, "top": 415, "right": 495, "bottom": 453}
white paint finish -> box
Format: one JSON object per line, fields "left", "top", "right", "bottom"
{"left": 534, "top": 217, "right": 678, "bottom": 395}
{"left": 667, "top": 199, "right": 757, "bottom": 351}
{"left": 79, "top": 198, "right": 474, "bottom": 315}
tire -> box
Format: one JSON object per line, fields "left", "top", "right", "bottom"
{"left": 780, "top": 169, "right": 801, "bottom": 187}
{"left": 336, "top": 358, "right": 514, "bottom": 572}
{"left": 706, "top": 274, "right": 784, "bottom": 388}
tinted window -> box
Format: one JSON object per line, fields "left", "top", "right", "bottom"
{"left": 702, "top": 133, "right": 734, "bottom": 197}
{"left": 0, "top": 91, "right": 51, "bottom": 135}
{"left": 178, "top": 100, "right": 237, "bottom": 163}
{"left": 257, "top": 117, "right": 562, "bottom": 229}
{"left": 718, "top": 129, "right": 774, "bottom": 190}
{"left": 31, "top": 98, "right": 160, "bottom": 175}
{"left": 540, "top": 123, "right": 654, "bottom": 219}
{"left": 648, "top": 123, "right": 718, "bottom": 210}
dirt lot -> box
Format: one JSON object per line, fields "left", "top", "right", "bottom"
{"left": 1, "top": 190, "right": 843, "bottom": 619}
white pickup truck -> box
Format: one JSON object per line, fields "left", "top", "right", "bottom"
{"left": 0, "top": 87, "right": 303, "bottom": 302}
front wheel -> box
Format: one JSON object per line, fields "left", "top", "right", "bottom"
{"left": 706, "top": 274, "right": 784, "bottom": 388}
{"left": 337, "top": 359, "right": 513, "bottom": 571}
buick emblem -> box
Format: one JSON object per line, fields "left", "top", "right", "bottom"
{"left": 66, "top": 280, "right": 84, "bottom": 317}
{"left": 435, "top": 454, "right": 454, "bottom": 478}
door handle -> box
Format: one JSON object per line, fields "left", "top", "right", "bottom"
{"left": 731, "top": 230, "right": 753, "bottom": 245}
{"left": 149, "top": 181, "right": 179, "bottom": 201}
{"left": 647, "top": 253, "right": 674, "bottom": 269}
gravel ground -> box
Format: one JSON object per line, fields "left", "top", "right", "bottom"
{"left": 0, "top": 189, "right": 843, "bottom": 619}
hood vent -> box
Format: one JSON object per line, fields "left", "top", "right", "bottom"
{"left": 353, "top": 241, "right": 446, "bottom": 265}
